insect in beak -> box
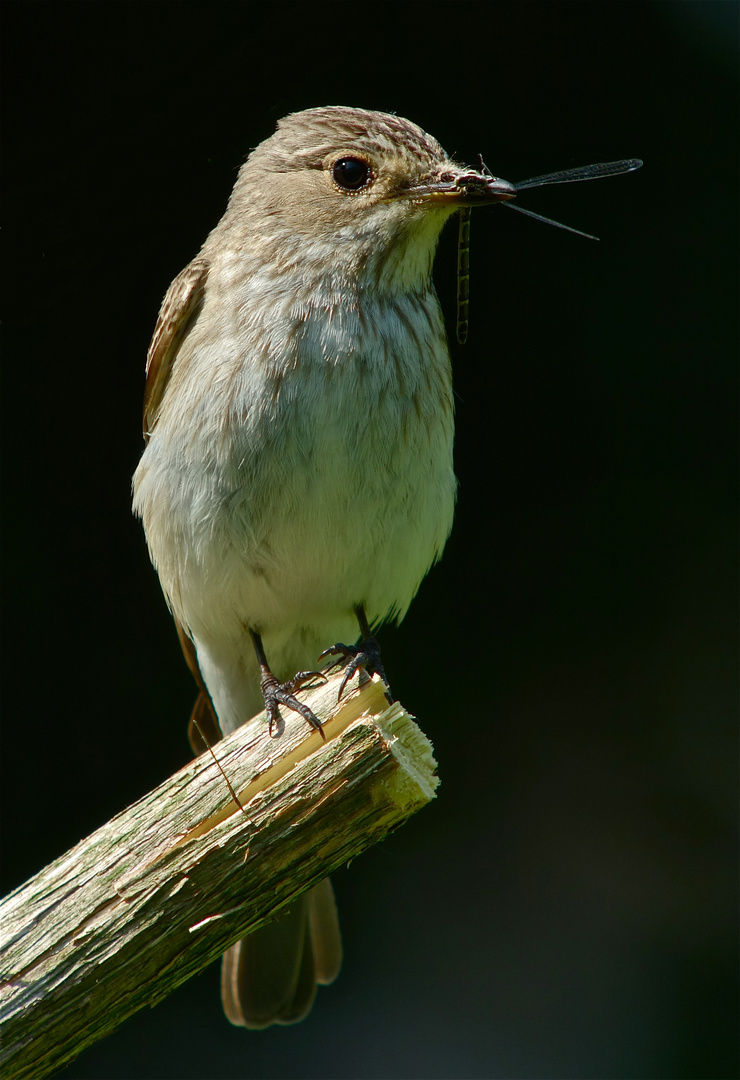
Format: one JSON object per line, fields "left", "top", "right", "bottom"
{"left": 455, "top": 156, "right": 643, "bottom": 344}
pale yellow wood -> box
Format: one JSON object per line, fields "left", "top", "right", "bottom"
{"left": 0, "top": 673, "right": 438, "bottom": 1080}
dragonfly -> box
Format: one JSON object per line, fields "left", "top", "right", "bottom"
{"left": 455, "top": 156, "right": 643, "bottom": 344}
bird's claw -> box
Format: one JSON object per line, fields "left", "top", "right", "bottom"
{"left": 319, "top": 636, "right": 393, "bottom": 703}
{"left": 260, "top": 669, "right": 328, "bottom": 740}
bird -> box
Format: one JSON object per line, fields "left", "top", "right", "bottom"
{"left": 132, "top": 105, "right": 639, "bottom": 1028}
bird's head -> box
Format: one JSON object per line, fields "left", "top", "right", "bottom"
{"left": 223, "top": 106, "right": 513, "bottom": 293}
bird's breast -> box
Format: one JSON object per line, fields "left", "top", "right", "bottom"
{"left": 134, "top": 286, "right": 457, "bottom": 639}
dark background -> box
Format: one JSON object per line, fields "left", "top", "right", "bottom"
{"left": 1, "top": 3, "right": 737, "bottom": 1078}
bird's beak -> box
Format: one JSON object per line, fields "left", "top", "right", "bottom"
{"left": 403, "top": 167, "right": 517, "bottom": 207}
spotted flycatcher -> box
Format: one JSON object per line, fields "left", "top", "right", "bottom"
{"left": 133, "top": 106, "right": 640, "bottom": 1027}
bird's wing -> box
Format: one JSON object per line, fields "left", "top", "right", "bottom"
{"left": 141, "top": 257, "right": 220, "bottom": 748}
{"left": 174, "top": 615, "right": 223, "bottom": 752}
{"left": 142, "top": 257, "right": 210, "bottom": 442}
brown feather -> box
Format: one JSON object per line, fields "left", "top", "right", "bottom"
{"left": 142, "top": 258, "right": 209, "bottom": 442}
{"left": 220, "top": 879, "right": 342, "bottom": 1028}
{"left": 173, "top": 617, "right": 222, "bottom": 754}
{"left": 142, "top": 260, "right": 215, "bottom": 748}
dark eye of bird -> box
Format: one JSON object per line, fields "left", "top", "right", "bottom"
{"left": 332, "top": 157, "right": 371, "bottom": 191}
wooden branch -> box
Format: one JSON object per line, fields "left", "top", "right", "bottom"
{"left": 0, "top": 673, "right": 438, "bottom": 1080}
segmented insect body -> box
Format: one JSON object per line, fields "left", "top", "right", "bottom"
{"left": 453, "top": 156, "right": 642, "bottom": 344}
{"left": 456, "top": 207, "right": 472, "bottom": 346}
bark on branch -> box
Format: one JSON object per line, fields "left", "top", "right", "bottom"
{"left": 0, "top": 674, "right": 438, "bottom": 1079}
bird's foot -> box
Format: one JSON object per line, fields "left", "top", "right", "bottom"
{"left": 259, "top": 668, "right": 328, "bottom": 740}
{"left": 319, "top": 636, "right": 393, "bottom": 703}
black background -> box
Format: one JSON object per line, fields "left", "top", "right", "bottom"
{"left": 1, "top": 3, "right": 737, "bottom": 1078}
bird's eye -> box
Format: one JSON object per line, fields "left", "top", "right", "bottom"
{"left": 331, "top": 157, "right": 372, "bottom": 192}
